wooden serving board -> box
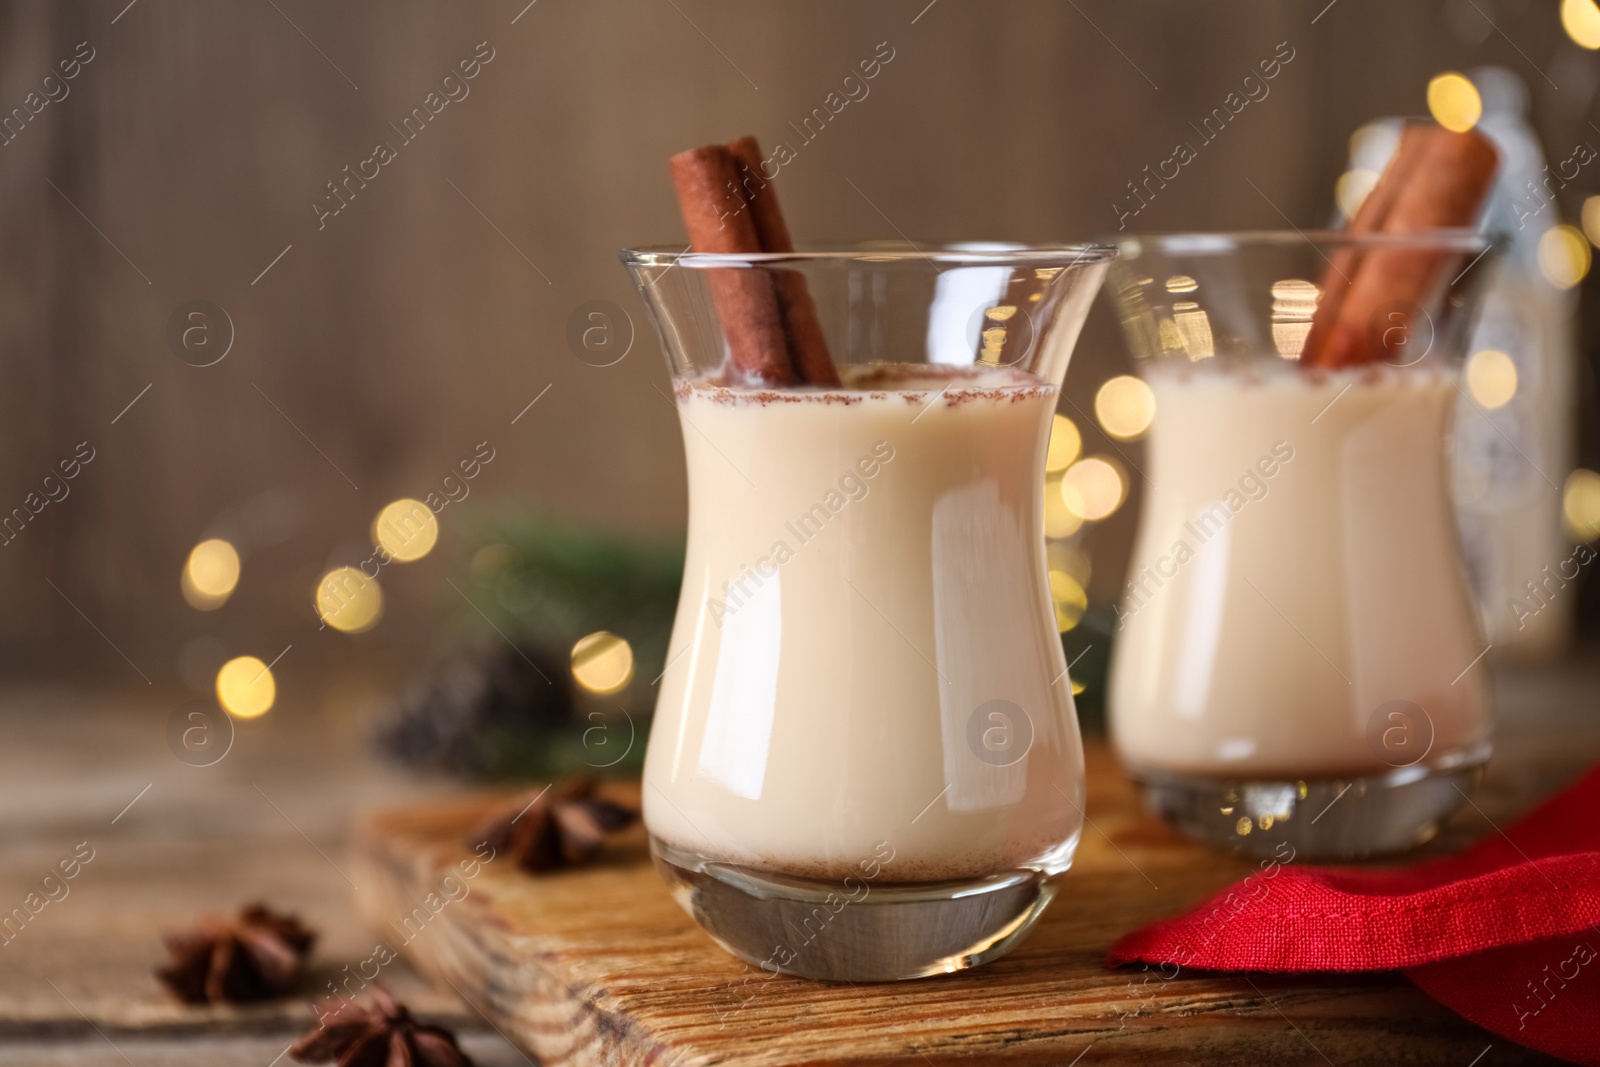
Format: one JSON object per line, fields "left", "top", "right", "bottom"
{"left": 351, "top": 745, "right": 1546, "bottom": 1066}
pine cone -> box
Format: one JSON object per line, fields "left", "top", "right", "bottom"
{"left": 156, "top": 903, "right": 316, "bottom": 1004}
{"left": 376, "top": 644, "right": 574, "bottom": 778}
{"left": 291, "top": 985, "right": 471, "bottom": 1067}
{"left": 475, "top": 775, "right": 637, "bottom": 873}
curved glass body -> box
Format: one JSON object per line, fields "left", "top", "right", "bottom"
{"left": 622, "top": 243, "right": 1112, "bottom": 979}
{"left": 1106, "top": 231, "right": 1498, "bottom": 858}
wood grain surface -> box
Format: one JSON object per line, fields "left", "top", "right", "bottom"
{"left": 7, "top": 656, "right": 1596, "bottom": 1064}
{"left": 351, "top": 743, "right": 1568, "bottom": 1066}
{"left": 0, "top": 678, "right": 532, "bottom": 1067}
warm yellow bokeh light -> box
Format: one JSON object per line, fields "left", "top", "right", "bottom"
{"left": 373, "top": 498, "right": 439, "bottom": 563}
{"left": 1043, "top": 475, "right": 1084, "bottom": 539}
{"left": 1047, "top": 541, "right": 1092, "bottom": 586}
{"left": 1540, "top": 225, "right": 1592, "bottom": 289}
{"left": 315, "top": 566, "right": 384, "bottom": 633}
{"left": 182, "top": 538, "right": 240, "bottom": 610}
{"left": 1466, "top": 349, "right": 1518, "bottom": 409}
{"left": 1563, "top": 469, "right": 1600, "bottom": 542}
{"left": 469, "top": 542, "right": 517, "bottom": 577}
{"left": 216, "top": 655, "right": 275, "bottom": 719}
{"left": 1562, "top": 0, "right": 1600, "bottom": 48}
{"left": 1335, "top": 168, "right": 1380, "bottom": 221}
{"left": 1045, "top": 414, "right": 1082, "bottom": 473}
{"left": 1427, "top": 72, "right": 1481, "bottom": 133}
{"left": 1049, "top": 570, "right": 1088, "bottom": 632}
{"left": 1583, "top": 197, "right": 1600, "bottom": 250}
{"left": 1061, "top": 457, "right": 1126, "bottom": 521}
{"left": 1270, "top": 279, "right": 1321, "bottom": 360}
{"left": 1348, "top": 121, "right": 1400, "bottom": 164}
{"left": 571, "top": 631, "right": 634, "bottom": 695}
{"left": 1095, "top": 375, "right": 1156, "bottom": 440}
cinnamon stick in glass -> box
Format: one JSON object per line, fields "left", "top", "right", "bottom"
{"left": 1303, "top": 124, "right": 1499, "bottom": 368}
{"left": 726, "top": 136, "right": 841, "bottom": 387}
{"left": 669, "top": 144, "right": 798, "bottom": 385}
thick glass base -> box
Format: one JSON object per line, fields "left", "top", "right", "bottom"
{"left": 651, "top": 837, "right": 1064, "bottom": 981}
{"left": 1130, "top": 745, "right": 1491, "bottom": 861}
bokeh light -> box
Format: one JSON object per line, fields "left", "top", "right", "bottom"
{"left": 216, "top": 655, "right": 275, "bottom": 719}
{"left": 1045, "top": 414, "right": 1082, "bottom": 473}
{"left": 1043, "top": 475, "right": 1084, "bottom": 539}
{"left": 1583, "top": 197, "right": 1600, "bottom": 249}
{"left": 1049, "top": 570, "right": 1088, "bottom": 632}
{"left": 373, "top": 498, "right": 439, "bottom": 562}
{"left": 1426, "top": 72, "right": 1481, "bottom": 133}
{"left": 571, "top": 631, "right": 634, "bottom": 695}
{"left": 1335, "top": 168, "right": 1380, "bottom": 220}
{"left": 1465, "top": 349, "right": 1518, "bottom": 409}
{"left": 181, "top": 538, "right": 240, "bottom": 611}
{"left": 470, "top": 542, "right": 517, "bottom": 577}
{"left": 1563, "top": 469, "right": 1600, "bottom": 542}
{"left": 1538, "top": 225, "right": 1591, "bottom": 289}
{"left": 315, "top": 566, "right": 384, "bottom": 633}
{"left": 1172, "top": 302, "right": 1215, "bottom": 360}
{"left": 1047, "top": 541, "right": 1092, "bottom": 586}
{"left": 1562, "top": 0, "right": 1600, "bottom": 48}
{"left": 1348, "top": 121, "right": 1401, "bottom": 167}
{"left": 1270, "top": 279, "right": 1321, "bottom": 360}
{"left": 1094, "top": 376, "right": 1156, "bottom": 440}
{"left": 1061, "top": 456, "right": 1126, "bottom": 521}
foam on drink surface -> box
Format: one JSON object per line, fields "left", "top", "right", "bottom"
{"left": 673, "top": 361, "right": 1057, "bottom": 407}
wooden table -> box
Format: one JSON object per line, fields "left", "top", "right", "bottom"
{"left": 4, "top": 653, "right": 1598, "bottom": 1065}
{"left": 0, "top": 669, "right": 530, "bottom": 1066}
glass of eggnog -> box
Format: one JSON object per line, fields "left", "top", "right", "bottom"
{"left": 621, "top": 242, "right": 1113, "bottom": 980}
{"left": 1106, "top": 230, "right": 1500, "bottom": 860}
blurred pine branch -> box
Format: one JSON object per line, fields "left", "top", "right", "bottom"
{"left": 460, "top": 511, "right": 684, "bottom": 685}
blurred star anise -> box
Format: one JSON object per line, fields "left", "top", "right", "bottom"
{"left": 475, "top": 774, "right": 638, "bottom": 873}
{"left": 156, "top": 903, "right": 316, "bottom": 1004}
{"left": 291, "top": 985, "right": 471, "bottom": 1067}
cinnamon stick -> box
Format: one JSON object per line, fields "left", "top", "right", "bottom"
{"left": 726, "top": 136, "right": 841, "bottom": 387}
{"left": 1303, "top": 124, "right": 1498, "bottom": 368}
{"left": 1299, "top": 124, "right": 1431, "bottom": 361}
{"left": 669, "top": 145, "right": 797, "bottom": 385}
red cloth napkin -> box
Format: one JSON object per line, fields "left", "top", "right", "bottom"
{"left": 1109, "top": 767, "right": 1600, "bottom": 1064}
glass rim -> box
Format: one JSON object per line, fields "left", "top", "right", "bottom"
{"left": 1116, "top": 228, "right": 1501, "bottom": 257}
{"left": 619, "top": 241, "right": 1119, "bottom": 269}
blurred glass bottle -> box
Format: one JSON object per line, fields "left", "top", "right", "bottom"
{"left": 1338, "top": 68, "right": 1579, "bottom": 662}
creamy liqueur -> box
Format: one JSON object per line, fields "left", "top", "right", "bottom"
{"left": 645, "top": 364, "right": 1085, "bottom": 882}
{"left": 1110, "top": 364, "right": 1491, "bottom": 779}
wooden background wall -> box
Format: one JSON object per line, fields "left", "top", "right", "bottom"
{"left": 0, "top": 0, "right": 1591, "bottom": 685}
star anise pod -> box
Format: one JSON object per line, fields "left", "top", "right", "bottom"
{"left": 292, "top": 985, "right": 471, "bottom": 1067}
{"left": 156, "top": 903, "right": 316, "bottom": 1004}
{"left": 474, "top": 774, "right": 638, "bottom": 873}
